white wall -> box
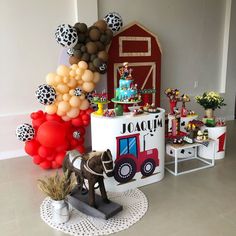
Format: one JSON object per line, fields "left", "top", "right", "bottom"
{"left": 0, "top": 0, "right": 76, "bottom": 157}
{"left": 0, "top": 0, "right": 76, "bottom": 115}
{"left": 98, "top": 0, "right": 234, "bottom": 119}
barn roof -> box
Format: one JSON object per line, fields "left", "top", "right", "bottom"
{"left": 113, "top": 21, "right": 162, "bottom": 54}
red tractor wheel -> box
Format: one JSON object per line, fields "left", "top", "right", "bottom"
{"left": 114, "top": 158, "right": 137, "bottom": 183}
{"left": 140, "top": 158, "right": 156, "bottom": 177}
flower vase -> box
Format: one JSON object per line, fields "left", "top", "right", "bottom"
{"left": 51, "top": 199, "right": 70, "bottom": 224}
{"left": 169, "top": 100, "right": 177, "bottom": 115}
{"left": 205, "top": 108, "right": 214, "bottom": 118}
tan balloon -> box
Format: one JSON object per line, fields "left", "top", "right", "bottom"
{"left": 69, "top": 89, "right": 75, "bottom": 96}
{"left": 57, "top": 65, "right": 70, "bottom": 77}
{"left": 80, "top": 99, "right": 90, "bottom": 110}
{"left": 55, "top": 75, "right": 63, "bottom": 84}
{"left": 67, "top": 108, "right": 80, "bottom": 118}
{"left": 79, "top": 94, "right": 85, "bottom": 100}
{"left": 46, "top": 73, "right": 57, "bottom": 85}
{"left": 82, "top": 81, "right": 95, "bottom": 92}
{"left": 67, "top": 78, "right": 78, "bottom": 88}
{"left": 82, "top": 70, "right": 94, "bottom": 82}
{"left": 69, "top": 96, "right": 81, "bottom": 107}
{"left": 93, "top": 72, "right": 101, "bottom": 83}
{"left": 78, "top": 61, "right": 88, "bottom": 70}
{"left": 63, "top": 77, "right": 70, "bottom": 83}
{"left": 69, "top": 70, "right": 76, "bottom": 77}
{"left": 71, "top": 64, "right": 78, "bottom": 70}
{"left": 56, "top": 94, "right": 63, "bottom": 102}
{"left": 45, "top": 104, "right": 57, "bottom": 114}
{"left": 76, "top": 68, "right": 84, "bottom": 76}
{"left": 75, "top": 75, "right": 82, "bottom": 80}
{"left": 58, "top": 101, "right": 71, "bottom": 112}
{"left": 57, "top": 84, "right": 69, "bottom": 93}
{"left": 78, "top": 80, "right": 83, "bottom": 85}
{"left": 57, "top": 109, "right": 66, "bottom": 116}
{"left": 62, "top": 115, "right": 71, "bottom": 121}
{"left": 63, "top": 94, "right": 71, "bottom": 101}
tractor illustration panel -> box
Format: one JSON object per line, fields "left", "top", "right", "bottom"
{"left": 91, "top": 109, "right": 165, "bottom": 192}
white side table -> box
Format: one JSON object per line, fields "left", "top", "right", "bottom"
{"left": 165, "top": 141, "right": 215, "bottom": 176}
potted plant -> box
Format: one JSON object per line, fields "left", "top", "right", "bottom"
{"left": 38, "top": 171, "right": 76, "bottom": 224}
{"left": 195, "top": 91, "right": 226, "bottom": 118}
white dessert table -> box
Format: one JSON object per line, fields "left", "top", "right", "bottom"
{"left": 165, "top": 141, "right": 215, "bottom": 176}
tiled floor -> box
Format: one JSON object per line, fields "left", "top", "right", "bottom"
{"left": 1, "top": 120, "right": 236, "bottom": 236}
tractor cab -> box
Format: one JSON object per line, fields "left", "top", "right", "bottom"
{"left": 114, "top": 133, "right": 159, "bottom": 183}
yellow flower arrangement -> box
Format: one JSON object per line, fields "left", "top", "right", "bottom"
{"left": 195, "top": 91, "right": 226, "bottom": 110}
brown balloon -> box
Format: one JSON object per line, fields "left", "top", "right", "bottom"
{"left": 81, "top": 52, "right": 90, "bottom": 62}
{"left": 73, "top": 50, "right": 82, "bottom": 58}
{"left": 93, "top": 57, "right": 103, "bottom": 67}
{"left": 80, "top": 45, "right": 87, "bottom": 53}
{"left": 89, "top": 28, "right": 101, "bottom": 41}
{"left": 77, "top": 33, "right": 86, "bottom": 43}
{"left": 90, "top": 54, "right": 97, "bottom": 61}
{"left": 99, "top": 34, "right": 108, "bottom": 44}
{"left": 97, "top": 50, "right": 108, "bottom": 62}
{"left": 86, "top": 41, "right": 98, "bottom": 54}
{"left": 95, "top": 41, "right": 105, "bottom": 51}
{"left": 74, "top": 22, "right": 88, "bottom": 33}
{"left": 88, "top": 62, "right": 96, "bottom": 72}
{"left": 69, "top": 56, "right": 80, "bottom": 65}
{"left": 93, "top": 20, "right": 107, "bottom": 33}
{"left": 105, "top": 28, "right": 113, "bottom": 38}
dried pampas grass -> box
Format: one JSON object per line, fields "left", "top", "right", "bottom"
{"left": 37, "top": 171, "right": 77, "bottom": 200}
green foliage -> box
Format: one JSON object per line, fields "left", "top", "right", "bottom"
{"left": 195, "top": 91, "right": 226, "bottom": 110}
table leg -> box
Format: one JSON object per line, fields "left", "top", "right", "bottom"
{"left": 174, "top": 151, "right": 178, "bottom": 175}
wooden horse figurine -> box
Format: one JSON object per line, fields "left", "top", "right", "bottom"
{"left": 63, "top": 149, "right": 114, "bottom": 208}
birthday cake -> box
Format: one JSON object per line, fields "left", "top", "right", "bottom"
{"left": 114, "top": 62, "right": 140, "bottom": 102}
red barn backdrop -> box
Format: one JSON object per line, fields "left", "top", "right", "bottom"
{"left": 107, "top": 22, "right": 162, "bottom": 107}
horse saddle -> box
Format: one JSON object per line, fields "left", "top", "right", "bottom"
{"left": 67, "top": 149, "right": 103, "bottom": 170}
{"left": 68, "top": 150, "right": 83, "bottom": 170}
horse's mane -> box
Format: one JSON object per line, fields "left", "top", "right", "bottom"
{"left": 82, "top": 151, "right": 103, "bottom": 161}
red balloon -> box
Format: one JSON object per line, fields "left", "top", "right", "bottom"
{"left": 45, "top": 113, "right": 62, "bottom": 122}
{"left": 40, "top": 160, "right": 52, "bottom": 169}
{"left": 38, "top": 146, "right": 53, "bottom": 158}
{"left": 25, "top": 140, "right": 40, "bottom": 156}
{"left": 55, "top": 152, "right": 66, "bottom": 165}
{"left": 37, "top": 121, "right": 66, "bottom": 148}
{"left": 52, "top": 161, "right": 61, "bottom": 169}
{"left": 83, "top": 120, "right": 90, "bottom": 126}
{"left": 76, "top": 145, "right": 85, "bottom": 154}
{"left": 86, "top": 108, "right": 93, "bottom": 115}
{"left": 78, "top": 127, "right": 85, "bottom": 135}
{"left": 71, "top": 117, "right": 83, "bottom": 127}
{"left": 33, "top": 155, "right": 44, "bottom": 165}
{"left": 82, "top": 114, "right": 90, "bottom": 121}
{"left": 32, "top": 117, "right": 46, "bottom": 128}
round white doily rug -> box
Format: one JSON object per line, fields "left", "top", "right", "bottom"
{"left": 40, "top": 189, "right": 148, "bottom": 236}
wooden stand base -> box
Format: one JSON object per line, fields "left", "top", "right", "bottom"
{"left": 68, "top": 190, "right": 123, "bottom": 220}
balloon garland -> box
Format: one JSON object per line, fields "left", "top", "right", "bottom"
{"left": 16, "top": 15, "right": 123, "bottom": 169}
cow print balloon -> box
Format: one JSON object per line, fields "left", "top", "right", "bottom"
{"left": 98, "top": 62, "right": 107, "bottom": 74}
{"left": 35, "top": 84, "right": 56, "bottom": 105}
{"left": 86, "top": 92, "right": 97, "bottom": 110}
{"left": 73, "top": 131, "right": 81, "bottom": 139}
{"left": 74, "top": 87, "right": 83, "bottom": 96}
{"left": 67, "top": 48, "right": 75, "bottom": 56}
{"left": 16, "top": 123, "right": 35, "bottom": 142}
{"left": 104, "top": 12, "right": 123, "bottom": 32}
{"left": 55, "top": 24, "right": 78, "bottom": 48}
